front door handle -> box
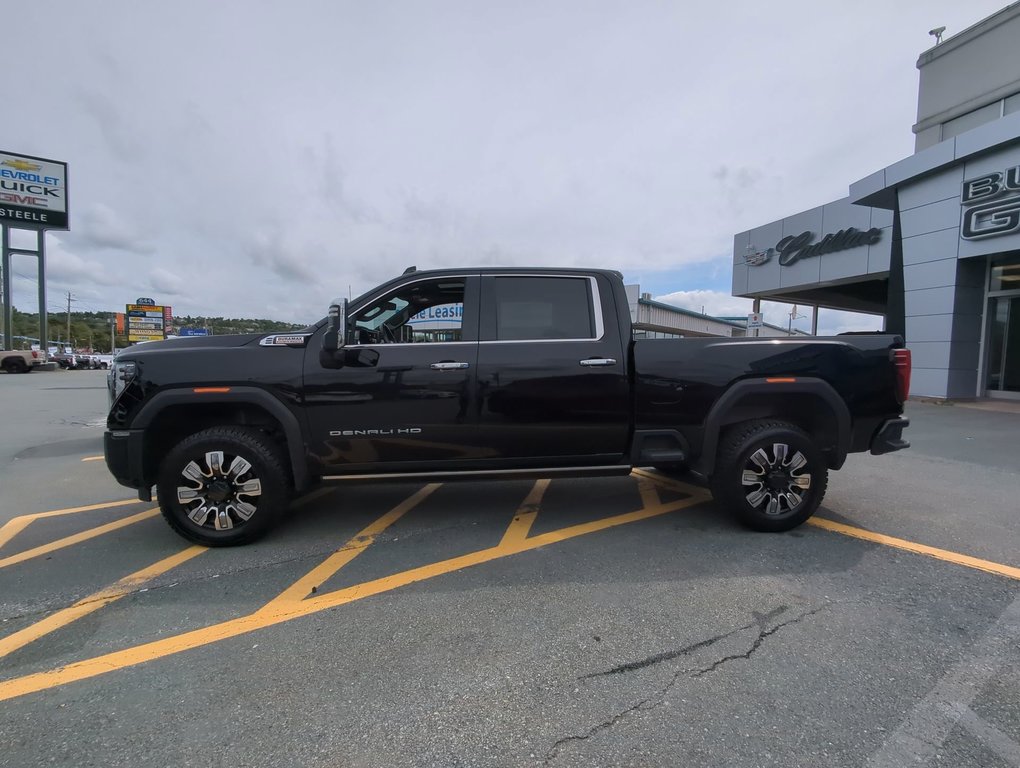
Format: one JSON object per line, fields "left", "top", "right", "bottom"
{"left": 579, "top": 357, "right": 617, "bottom": 367}
{"left": 430, "top": 361, "right": 470, "bottom": 370}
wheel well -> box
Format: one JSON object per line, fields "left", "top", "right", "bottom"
{"left": 710, "top": 393, "right": 841, "bottom": 468}
{"left": 142, "top": 403, "right": 292, "bottom": 486}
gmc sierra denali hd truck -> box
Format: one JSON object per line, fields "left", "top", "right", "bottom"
{"left": 105, "top": 267, "right": 911, "bottom": 546}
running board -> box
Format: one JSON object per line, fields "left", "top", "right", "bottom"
{"left": 321, "top": 465, "right": 633, "bottom": 484}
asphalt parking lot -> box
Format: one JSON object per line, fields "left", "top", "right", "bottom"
{"left": 1, "top": 370, "right": 1018, "bottom": 767}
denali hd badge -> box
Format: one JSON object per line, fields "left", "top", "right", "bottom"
{"left": 961, "top": 165, "right": 1020, "bottom": 240}
{"left": 329, "top": 428, "right": 423, "bottom": 436}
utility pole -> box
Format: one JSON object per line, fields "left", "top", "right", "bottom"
{"left": 110, "top": 316, "right": 116, "bottom": 355}
{"left": 787, "top": 304, "right": 805, "bottom": 336}
{"left": 65, "top": 290, "right": 75, "bottom": 349}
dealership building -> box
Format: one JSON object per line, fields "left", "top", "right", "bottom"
{"left": 733, "top": 3, "right": 1020, "bottom": 400}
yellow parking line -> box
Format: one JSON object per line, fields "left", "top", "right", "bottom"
{"left": 633, "top": 468, "right": 1020, "bottom": 582}
{"left": 0, "top": 545, "right": 206, "bottom": 659}
{"left": 636, "top": 478, "right": 662, "bottom": 510}
{"left": 809, "top": 517, "right": 1020, "bottom": 581}
{"left": 631, "top": 467, "right": 698, "bottom": 495}
{"left": 0, "top": 509, "right": 160, "bottom": 570}
{"left": 0, "top": 490, "right": 708, "bottom": 702}
{"left": 80, "top": 455, "right": 104, "bottom": 462}
{"left": 0, "top": 499, "right": 141, "bottom": 551}
{"left": 498, "top": 479, "right": 550, "bottom": 547}
{"left": 258, "top": 484, "right": 440, "bottom": 611}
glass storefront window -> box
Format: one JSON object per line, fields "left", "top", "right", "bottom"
{"left": 990, "top": 262, "right": 1020, "bottom": 292}
{"left": 986, "top": 297, "right": 1020, "bottom": 393}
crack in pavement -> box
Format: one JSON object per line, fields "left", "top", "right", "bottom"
{"left": 583, "top": 606, "right": 787, "bottom": 679}
{"left": 691, "top": 607, "right": 825, "bottom": 678}
{"left": 544, "top": 605, "right": 827, "bottom": 766}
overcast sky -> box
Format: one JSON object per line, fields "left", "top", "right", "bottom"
{"left": 3, "top": 0, "right": 1009, "bottom": 334}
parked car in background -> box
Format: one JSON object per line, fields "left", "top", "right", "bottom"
{"left": 0, "top": 349, "right": 47, "bottom": 373}
{"left": 50, "top": 351, "right": 80, "bottom": 370}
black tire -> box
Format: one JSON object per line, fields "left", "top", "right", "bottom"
{"left": 157, "top": 426, "right": 292, "bottom": 546}
{"left": 2, "top": 358, "right": 27, "bottom": 374}
{"left": 710, "top": 419, "right": 828, "bottom": 532}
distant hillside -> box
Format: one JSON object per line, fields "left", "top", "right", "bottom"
{"left": 172, "top": 315, "right": 307, "bottom": 336}
{"left": 2, "top": 307, "right": 305, "bottom": 353}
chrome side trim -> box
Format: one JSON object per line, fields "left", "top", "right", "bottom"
{"left": 343, "top": 271, "right": 607, "bottom": 348}
{"left": 347, "top": 341, "right": 476, "bottom": 349}
{"left": 322, "top": 465, "right": 630, "bottom": 481}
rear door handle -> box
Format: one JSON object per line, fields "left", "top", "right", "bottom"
{"left": 430, "top": 361, "right": 470, "bottom": 370}
{"left": 579, "top": 357, "right": 617, "bottom": 367}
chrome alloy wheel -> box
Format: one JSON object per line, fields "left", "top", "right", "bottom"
{"left": 176, "top": 451, "right": 262, "bottom": 531}
{"left": 741, "top": 442, "right": 812, "bottom": 516}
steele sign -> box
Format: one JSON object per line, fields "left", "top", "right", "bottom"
{"left": 0, "top": 150, "right": 69, "bottom": 230}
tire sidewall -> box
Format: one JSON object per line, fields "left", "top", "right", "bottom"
{"left": 157, "top": 428, "right": 289, "bottom": 546}
{"left": 713, "top": 421, "right": 827, "bottom": 532}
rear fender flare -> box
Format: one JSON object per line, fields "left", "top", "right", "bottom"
{"left": 697, "top": 377, "right": 850, "bottom": 476}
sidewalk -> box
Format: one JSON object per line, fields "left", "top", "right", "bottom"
{"left": 913, "top": 395, "right": 1020, "bottom": 414}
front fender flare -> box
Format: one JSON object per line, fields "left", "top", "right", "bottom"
{"left": 132, "top": 386, "right": 308, "bottom": 490}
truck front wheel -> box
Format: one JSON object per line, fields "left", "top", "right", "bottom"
{"left": 710, "top": 420, "right": 827, "bottom": 532}
{"left": 156, "top": 426, "right": 291, "bottom": 546}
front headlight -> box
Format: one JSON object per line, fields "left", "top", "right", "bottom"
{"left": 109, "top": 361, "right": 137, "bottom": 406}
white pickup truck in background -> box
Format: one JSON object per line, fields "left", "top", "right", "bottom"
{"left": 1, "top": 349, "right": 48, "bottom": 373}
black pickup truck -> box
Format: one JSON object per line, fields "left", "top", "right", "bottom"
{"left": 105, "top": 267, "right": 911, "bottom": 545}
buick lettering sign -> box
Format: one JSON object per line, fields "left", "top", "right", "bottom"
{"left": 961, "top": 166, "right": 1020, "bottom": 240}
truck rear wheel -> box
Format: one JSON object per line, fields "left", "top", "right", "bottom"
{"left": 3, "top": 358, "right": 28, "bottom": 374}
{"left": 156, "top": 426, "right": 291, "bottom": 546}
{"left": 710, "top": 419, "right": 827, "bottom": 532}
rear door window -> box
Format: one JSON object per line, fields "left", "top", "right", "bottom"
{"left": 489, "top": 277, "right": 597, "bottom": 341}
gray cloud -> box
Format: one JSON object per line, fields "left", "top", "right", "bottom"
{"left": 72, "top": 203, "right": 155, "bottom": 254}
{"left": 2, "top": 0, "right": 1007, "bottom": 325}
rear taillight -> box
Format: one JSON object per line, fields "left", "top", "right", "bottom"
{"left": 31, "top": 350, "right": 39, "bottom": 359}
{"left": 893, "top": 348, "right": 911, "bottom": 403}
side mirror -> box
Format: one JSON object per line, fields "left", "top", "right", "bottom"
{"left": 322, "top": 298, "right": 348, "bottom": 352}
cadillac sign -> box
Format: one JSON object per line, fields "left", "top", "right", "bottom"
{"left": 747, "top": 227, "right": 882, "bottom": 267}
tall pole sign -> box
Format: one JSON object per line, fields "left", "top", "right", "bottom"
{"left": 0, "top": 150, "right": 69, "bottom": 353}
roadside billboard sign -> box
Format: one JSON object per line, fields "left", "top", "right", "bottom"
{"left": 0, "top": 150, "right": 69, "bottom": 230}
{"left": 126, "top": 302, "right": 167, "bottom": 342}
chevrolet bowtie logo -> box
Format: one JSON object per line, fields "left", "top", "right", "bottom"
{"left": 1, "top": 158, "right": 42, "bottom": 172}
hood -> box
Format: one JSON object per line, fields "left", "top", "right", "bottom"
{"left": 117, "top": 333, "right": 266, "bottom": 358}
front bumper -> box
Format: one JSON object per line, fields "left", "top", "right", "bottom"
{"left": 870, "top": 416, "right": 910, "bottom": 455}
{"left": 104, "top": 429, "right": 151, "bottom": 499}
